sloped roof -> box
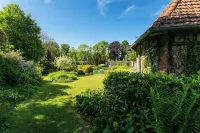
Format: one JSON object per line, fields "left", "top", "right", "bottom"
{"left": 132, "top": 0, "right": 200, "bottom": 49}
{"left": 153, "top": 0, "right": 200, "bottom": 28}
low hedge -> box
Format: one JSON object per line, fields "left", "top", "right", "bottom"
{"left": 48, "top": 70, "right": 78, "bottom": 83}
{"left": 76, "top": 72, "right": 200, "bottom": 133}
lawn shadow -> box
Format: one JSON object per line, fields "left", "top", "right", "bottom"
{"left": 8, "top": 81, "right": 88, "bottom": 133}
{"left": 8, "top": 101, "right": 86, "bottom": 133}
{"left": 34, "top": 81, "right": 72, "bottom": 101}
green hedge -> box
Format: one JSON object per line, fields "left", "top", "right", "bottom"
{"left": 48, "top": 70, "right": 78, "bottom": 83}
{"left": 76, "top": 72, "right": 200, "bottom": 133}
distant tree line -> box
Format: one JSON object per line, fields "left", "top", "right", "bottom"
{"left": 0, "top": 4, "right": 136, "bottom": 67}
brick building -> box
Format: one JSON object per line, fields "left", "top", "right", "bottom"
{"left": 132, "top": 0, "right": 200, "bottom": 74}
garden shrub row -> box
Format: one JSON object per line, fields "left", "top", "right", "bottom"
{"left": 76, "top": 72, "right": 200, "bottom": 133}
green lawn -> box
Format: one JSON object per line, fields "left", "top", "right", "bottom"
{"left": 7, "top": 74, "right": 105, "bottom": 133}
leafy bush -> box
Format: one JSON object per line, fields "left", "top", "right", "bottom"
{"left": 76, "top": 70, "right": 85, "bottom": 76}
{"left": 81, "top": 65, "right": 93, "bottom": 74}
{"left": 76, "top": 89, "right": 104, "bottom": 121}
{"left": 149, "top": 74, "right": 200, "bottom": 133}
{"left": 76, "top": 72, "right": 200, "bottom": 133}
{"left": 0, "top": 85, "right": 38, "bottom": 104}
{"left": 65, "top": 65, "right": 78, "bottom": 71}
{"left": 0, "top": 51, "right": 42, "bottom": 86}
{"left": 48, "top": 70, "right": 78, "bottom": 83}
{"left": 112, "top": 66, "right": 130, "bottom": 71}
{"left": 40, "top": 59, "right": 56, "bottom": 74}
{"left": 0, "top": 102, "right": 11, "bottom": 132}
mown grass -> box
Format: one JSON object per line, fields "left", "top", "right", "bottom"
{"left": 7, "top": 74, "right": 105, "bottom": 133}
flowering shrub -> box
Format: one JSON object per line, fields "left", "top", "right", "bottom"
{"left": 55, "top": 56, "right": 72, "bottom": 70}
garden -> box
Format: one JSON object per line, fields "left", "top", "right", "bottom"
{"left": 0, "top": 3, "right": 200, "bottom": 133}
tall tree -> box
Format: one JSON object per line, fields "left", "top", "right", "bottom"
{"left": 92, "top": 41, "right": 108, "bottom": 65}
{"left": 40, "top": 31, "right": 54, "bottom": 43}
{"left": 43, "top": 41, "right": 60, "bottom": 61}
{"left": 68, "top": 47, "right": 78, "bottom": 61}
{"left": 60, "top": 44, "right": 70, "bottom": 56}
{"left": 77, "top": 44, "right": 91, "bottom": 61}
{"left": 0, "top": 4, "right": 44, "bottom": 61}
{"left": 121, "top": 40, "right": 130, "bottom": 60}
{"left": 108, "top": 41, "right": 121, "bottom": 61}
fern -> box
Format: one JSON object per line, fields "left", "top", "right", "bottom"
{"left": 149, "top": 84, "right": 200, "bottom": 133}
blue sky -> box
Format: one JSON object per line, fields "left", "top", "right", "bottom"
{"left": 0, "top": 0, "right": 171, "bottom": 47}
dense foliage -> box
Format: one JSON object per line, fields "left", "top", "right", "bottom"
{"left": 76, "top": 72, "right": 200, "bottom": 133}
{"left": 81, "top": 65, "right": 94, "bottom": 74}
{"left": 108, "top": 41, "right": 121, "bottom": 61}
{"left": 0, "top": 4, "right": 44, "bottom": 61}
{"left": 48, "top": 71, "right": 78, "bottom": 83}
{"left": 60, "top": 44, "right": 70, "bottom": 56}
{"left": 0, "top": 51, "right": 41, "bottom": 86}
{"left": 121, "top": 40, "right": 130, "bottom": 60}
{"left": 181, "top": 42, "right": 200, "bottom": 75}
{"left": 0, "top": 28, "right": 7, "bottom": 52}
{"left": 91, "top": 41, "right": 109, "bottom": 65}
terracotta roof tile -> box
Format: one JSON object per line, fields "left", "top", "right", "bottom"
{"left": 152, "top": 0, "right": 200, "bottom": 28}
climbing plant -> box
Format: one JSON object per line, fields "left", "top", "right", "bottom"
{"left": 142, "top": 38, "right": 165, "bottom": 73}
{"left": 143, "top": 40, "right": 159, "bottom": 72}
{"left": 181, "top": 42, "right": 200, "bottom": 75}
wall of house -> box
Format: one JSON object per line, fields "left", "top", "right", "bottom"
{"left": 158, "top": 34, "right": 168, "bottom": 73}
{"left": 170, "top": 31, "right": 200, "bottom": 74}
{"left": 135, "top": 33, "right": 169, "bottom": 74}
{"left": 135, "top": 42, "right": 151, "bottom": 73}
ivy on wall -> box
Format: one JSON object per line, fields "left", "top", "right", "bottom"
{"left": 143, "top": 39, "right": 165, "bottom": 73}
{"left": 181, "top": 42, "right": 200, "bottom": 75}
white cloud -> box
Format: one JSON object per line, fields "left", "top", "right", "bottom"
{"left": 97, "top": 0, "right": 113, "bottom": 16}
{"left": 119, "top": 5, "right": 134, "bottom": 19}
{"left": 44, "top": 0, "right": 52, "bottom": 4}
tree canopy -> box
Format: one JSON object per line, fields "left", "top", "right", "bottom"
{"left": 0, "top": 4, "right": 44, "bottom": 61}
{"left": 121, "top": 40, "right": 130, "bottom": 60}
{"left": 108, "top": 41, "right": 121, "bottom": 61}
{"left": 60, "top": 44, "right": 70, "bottom": 56}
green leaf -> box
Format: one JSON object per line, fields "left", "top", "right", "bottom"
{"left": 102, "top": 128, "right": 112, "bottom": 133}
{"left": 113, "top": 121, "right": 119, "bottom": 128}
{"left": 124, "top": 124, "right": 134, "bottom": 133}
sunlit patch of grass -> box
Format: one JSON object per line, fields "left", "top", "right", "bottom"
{"left": 8, "top": 74, "right": 105, "bottom": 133}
